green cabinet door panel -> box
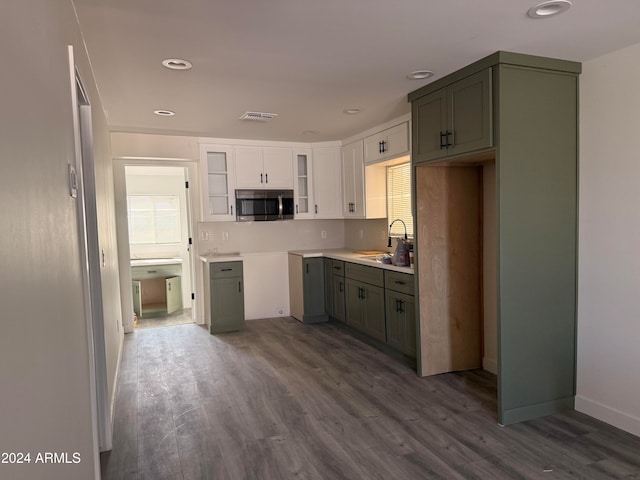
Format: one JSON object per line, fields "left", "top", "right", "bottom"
{"left": 362, "top": 284, "right": 385, "bottom": 342}
{"left": 385, "top": 290, "right": 416, "bottom": 358}
{"left": 332, "top": 276, "right": 346, "bottom": 323}
{"left": 324, "top": 258, "right": 334, "bottom": 317}
{"left": 210, "top": 276, "right": 245, "bottom": 334}
{"left": 412, "top": 68, "right": 492, "bottom": 164}
{"left": 302, "top": 258, "right": 328, "bottom": 323}
{"left": 497, "top": 65, "right": 577, "bottom": 425}
{"left": 345, "top": 279, "right": 366, "bottom": 332}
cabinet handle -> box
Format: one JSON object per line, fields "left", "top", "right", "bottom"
{"left": 296, "top": 204, "right": 299, "bottom": 214}
{"left": 339, "top": 281, "right": 343, "bottom": 293}
{"left": 333, "top": 266, "right": 340, "bottom": 270}
{"left": 265, "top": 173, "right": 268, "bottom": 183}
{"left": 230, "top": 204, "right": 233, "bottom": 216}
{"left": 439, "top": 131, "right": 446, "bottom": 149}
{"left": 360, "top": 288, "right": 366, "bottom": 300}
{"left": 378, "top": 140, "right": 383, "bottom": 154}
{"left": 445, "top": 130, "right": 453, "bottom": 148}
{"left": 395, "top": 280, "right": 406, "bottom": 285}
{"left": 399, "top": 300, "right": 405, "bottom": 313}
{"left": 221, "top": 268, "right": 233, "bottom": 272}
{"left": 315, "top": 204, "right": 318, "bottom": 215}
{"left": 306, "top": 263, "right": 309, "bottom": 274}
{"left": 381, "top": 140, "right": 387, "bottom": 153}
{"left": 238, "top": 281, "right": 242, "bottom": 293}
{"left": 260, "top": 173, "right": 263, "bottom": 183}
{"left": 147, "top": 270, "right": 157, "bottom": 274}
{"left": 168, "top": 283, "right": 172, "bottom": 291}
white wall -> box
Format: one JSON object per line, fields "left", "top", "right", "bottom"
{"left": 0, "top": 1, "right": 122, "bottom": 478}
{"left": 577, "top": 41, "right": 640, "bottom": 437}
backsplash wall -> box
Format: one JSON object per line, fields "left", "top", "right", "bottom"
{"left": 344, "top": 218, "right": 391, "bottom": 252}
{"left": 197, "top": 219, "right": 346, "bottom": 254}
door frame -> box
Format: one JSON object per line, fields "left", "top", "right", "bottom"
{"left": 113, "top": 159, "right": 201, "bottom": 333}
{"left": 68, "top": 46, "right": 110, "bottom": 466}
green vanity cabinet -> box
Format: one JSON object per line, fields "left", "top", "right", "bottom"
{"left": 288, "top": 254, "right": 328, "bottom": 324}
{"left": 412, "top": 68, "right": 492, "bottom": 164}
{"left": 208, "top": 261, "right": 245, "bottom": 334}
{"left": 384, "top": 271, "right": 416, "bottom": 358}
{"left": 344, "top": 263, "right": 386, "bottom": 342}
{"left": 409, "top": 51, "right": 581, "bottom": 425}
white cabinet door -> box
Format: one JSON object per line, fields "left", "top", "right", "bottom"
{"left": 200, "top": 144, "right": 236, "bottom": 221}
{"left": 234, "top": 146, "right": 264, "bottom": 189}
{"left": 312, "top": 146, "right": 343, "bottom": 219}
{"left": 294, "top": 149, "right": 313, "bottom": 219}
{"left": 341, "top": 140, "right": 365, "bottom": 218}
{"left": 364, "top": 122, "right": 410, "bottom": 164}
{"left": 263, "top": 147, "right": 294, "bottom": 189}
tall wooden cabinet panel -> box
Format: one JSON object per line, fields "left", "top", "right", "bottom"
{"left": 409, "top": 51, "right": 580, "bottom": 426}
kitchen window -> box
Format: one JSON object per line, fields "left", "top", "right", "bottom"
{"left": 127, "top": 195, "right": 181, "bottom": 245}
{"left": 387, "top": 162, "right": 413, "bottom": 237}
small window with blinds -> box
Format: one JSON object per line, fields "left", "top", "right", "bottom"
{"left": 387, "top": 162, "right": 413, "bottom": 237}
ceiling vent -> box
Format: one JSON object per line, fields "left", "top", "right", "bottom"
{"left": 239, "top": 111, "right": 278, "bottom": 122}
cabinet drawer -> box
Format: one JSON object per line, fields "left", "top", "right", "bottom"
{"left": 345, "top": 262, "right": 383, "bottom": 287}
{"left": 209, "top": 261, "right": 243, "bottom": 279}
{"left": 331, "top": 259, "right": 345, "bottom": 276}
{"left": 385, "top": 271, "right": 415, "bottom": 295}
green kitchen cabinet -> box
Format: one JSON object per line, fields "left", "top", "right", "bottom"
{"left": 385, "top": 290, "right": 416, "bottom": 358}
{"left": 344, "top": 264, "right": 386, "bottom": 342}
{"left": 384, "top": 270, "right": 416, "bottom": 358}
{"left": 412, "top": 68, "right": 492, "bottom": 164}
{"left": 288, "top": 254, "right": 327, "bottom": 324}
{"left": 409, "top": 51, "right": 580, "bottom": 425}
{"left": 208, "top": 261, "right": 244, "bottom": 334}
{"left": 332, "top": 275, "right": 346, "bottom": 323}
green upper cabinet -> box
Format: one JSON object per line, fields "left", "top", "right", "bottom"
{"left": 412, "top": 69, "right": 492, "bottom": 164}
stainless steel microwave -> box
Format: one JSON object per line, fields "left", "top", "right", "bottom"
{"left": 235, "top": 189, "right": 294, "bottom": 221}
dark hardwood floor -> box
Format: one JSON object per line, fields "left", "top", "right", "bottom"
{"left": 101, "top": 317, "right": 640, "bottom": 479}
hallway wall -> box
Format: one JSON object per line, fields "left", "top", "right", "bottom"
{"left": 0, "top": 1, "right": 123, "bottom": 478}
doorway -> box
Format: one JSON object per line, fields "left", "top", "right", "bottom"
{"left": 125, "top": 165, "right": 194, "bottom": 329}
{"left": 113, "top": 160, "right": 199, "bottom": 333}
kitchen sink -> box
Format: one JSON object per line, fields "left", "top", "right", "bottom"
{"left": 359, "top": 254, "right": 387, "bottom": 263}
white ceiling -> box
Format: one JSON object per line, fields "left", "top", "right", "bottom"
{"left": 72, "top": 0, "right": 640, "bottom": 143}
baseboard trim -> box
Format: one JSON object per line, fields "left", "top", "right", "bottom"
{"left": 575, "top": 395, "right": 640, "bottom": 438}
{"left": 483, "top": 356, "right": 497, "bottom": 375}
{"left": 500, "top": 396, "right": 574, "bottom": 425}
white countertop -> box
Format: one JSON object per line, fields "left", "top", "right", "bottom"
{"left": 130, "top": 257, "right": 183, "bottom": 267}
{"left": 288, "top": 248, "right": 414, "bottom": 274}
{"left": 200, "top": 253, "right": 243, "bottom": 263}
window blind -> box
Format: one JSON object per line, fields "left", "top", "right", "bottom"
{"left": 127, "top": 195, "right": 181, "bottom": 245}
{"left": 387, "top": 162, "right": 413, "bottom": 237}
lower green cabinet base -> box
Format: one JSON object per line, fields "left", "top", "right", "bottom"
{"left": 499, "top": 396, "right": 575, "bottom": 426}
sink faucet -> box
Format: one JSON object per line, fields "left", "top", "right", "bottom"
{"left": 388, "top": 219, "right": 408, "bottom": 247}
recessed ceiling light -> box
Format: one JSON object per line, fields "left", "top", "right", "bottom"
{"left": 407, "top": 70, "right": 434, "bottom": 80}
{"left": 343, "top": 108, "right": 361, "bottom": 115}
{"left": 153, "top": 109, "right": 175, "bottom": 117}
{"left": 162, "top": 58, "right": 193, "bottom": 70}
{"left": 527, "top": 0, "right": 572, "bottom": 18}
{"left": 303, "top": 130, "right": 318, "bottom": 135}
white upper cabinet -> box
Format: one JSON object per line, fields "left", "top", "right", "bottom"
{"left": 363, "top": 121, "right": 410, "bottom": 164}
{"left": 293, "top": 149, "right": 314, "bottom": 219}
{"left": 235, "top": 146, "right": 294, "bottom": 189}
{"left": 199, "top": 144, "right": 236, "bottom": 222}
{"left": 262, "top": 147, "right": 294, "bottom": 189}
{"left": 342, "top": 140, "right": 386, "bottom": 219}
{"left": 311, "top": 146, "right": 343, "bottom": 219}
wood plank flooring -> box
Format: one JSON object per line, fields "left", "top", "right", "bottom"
{"left": 101, "top": 317, "right": 640, "bottom": 479}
